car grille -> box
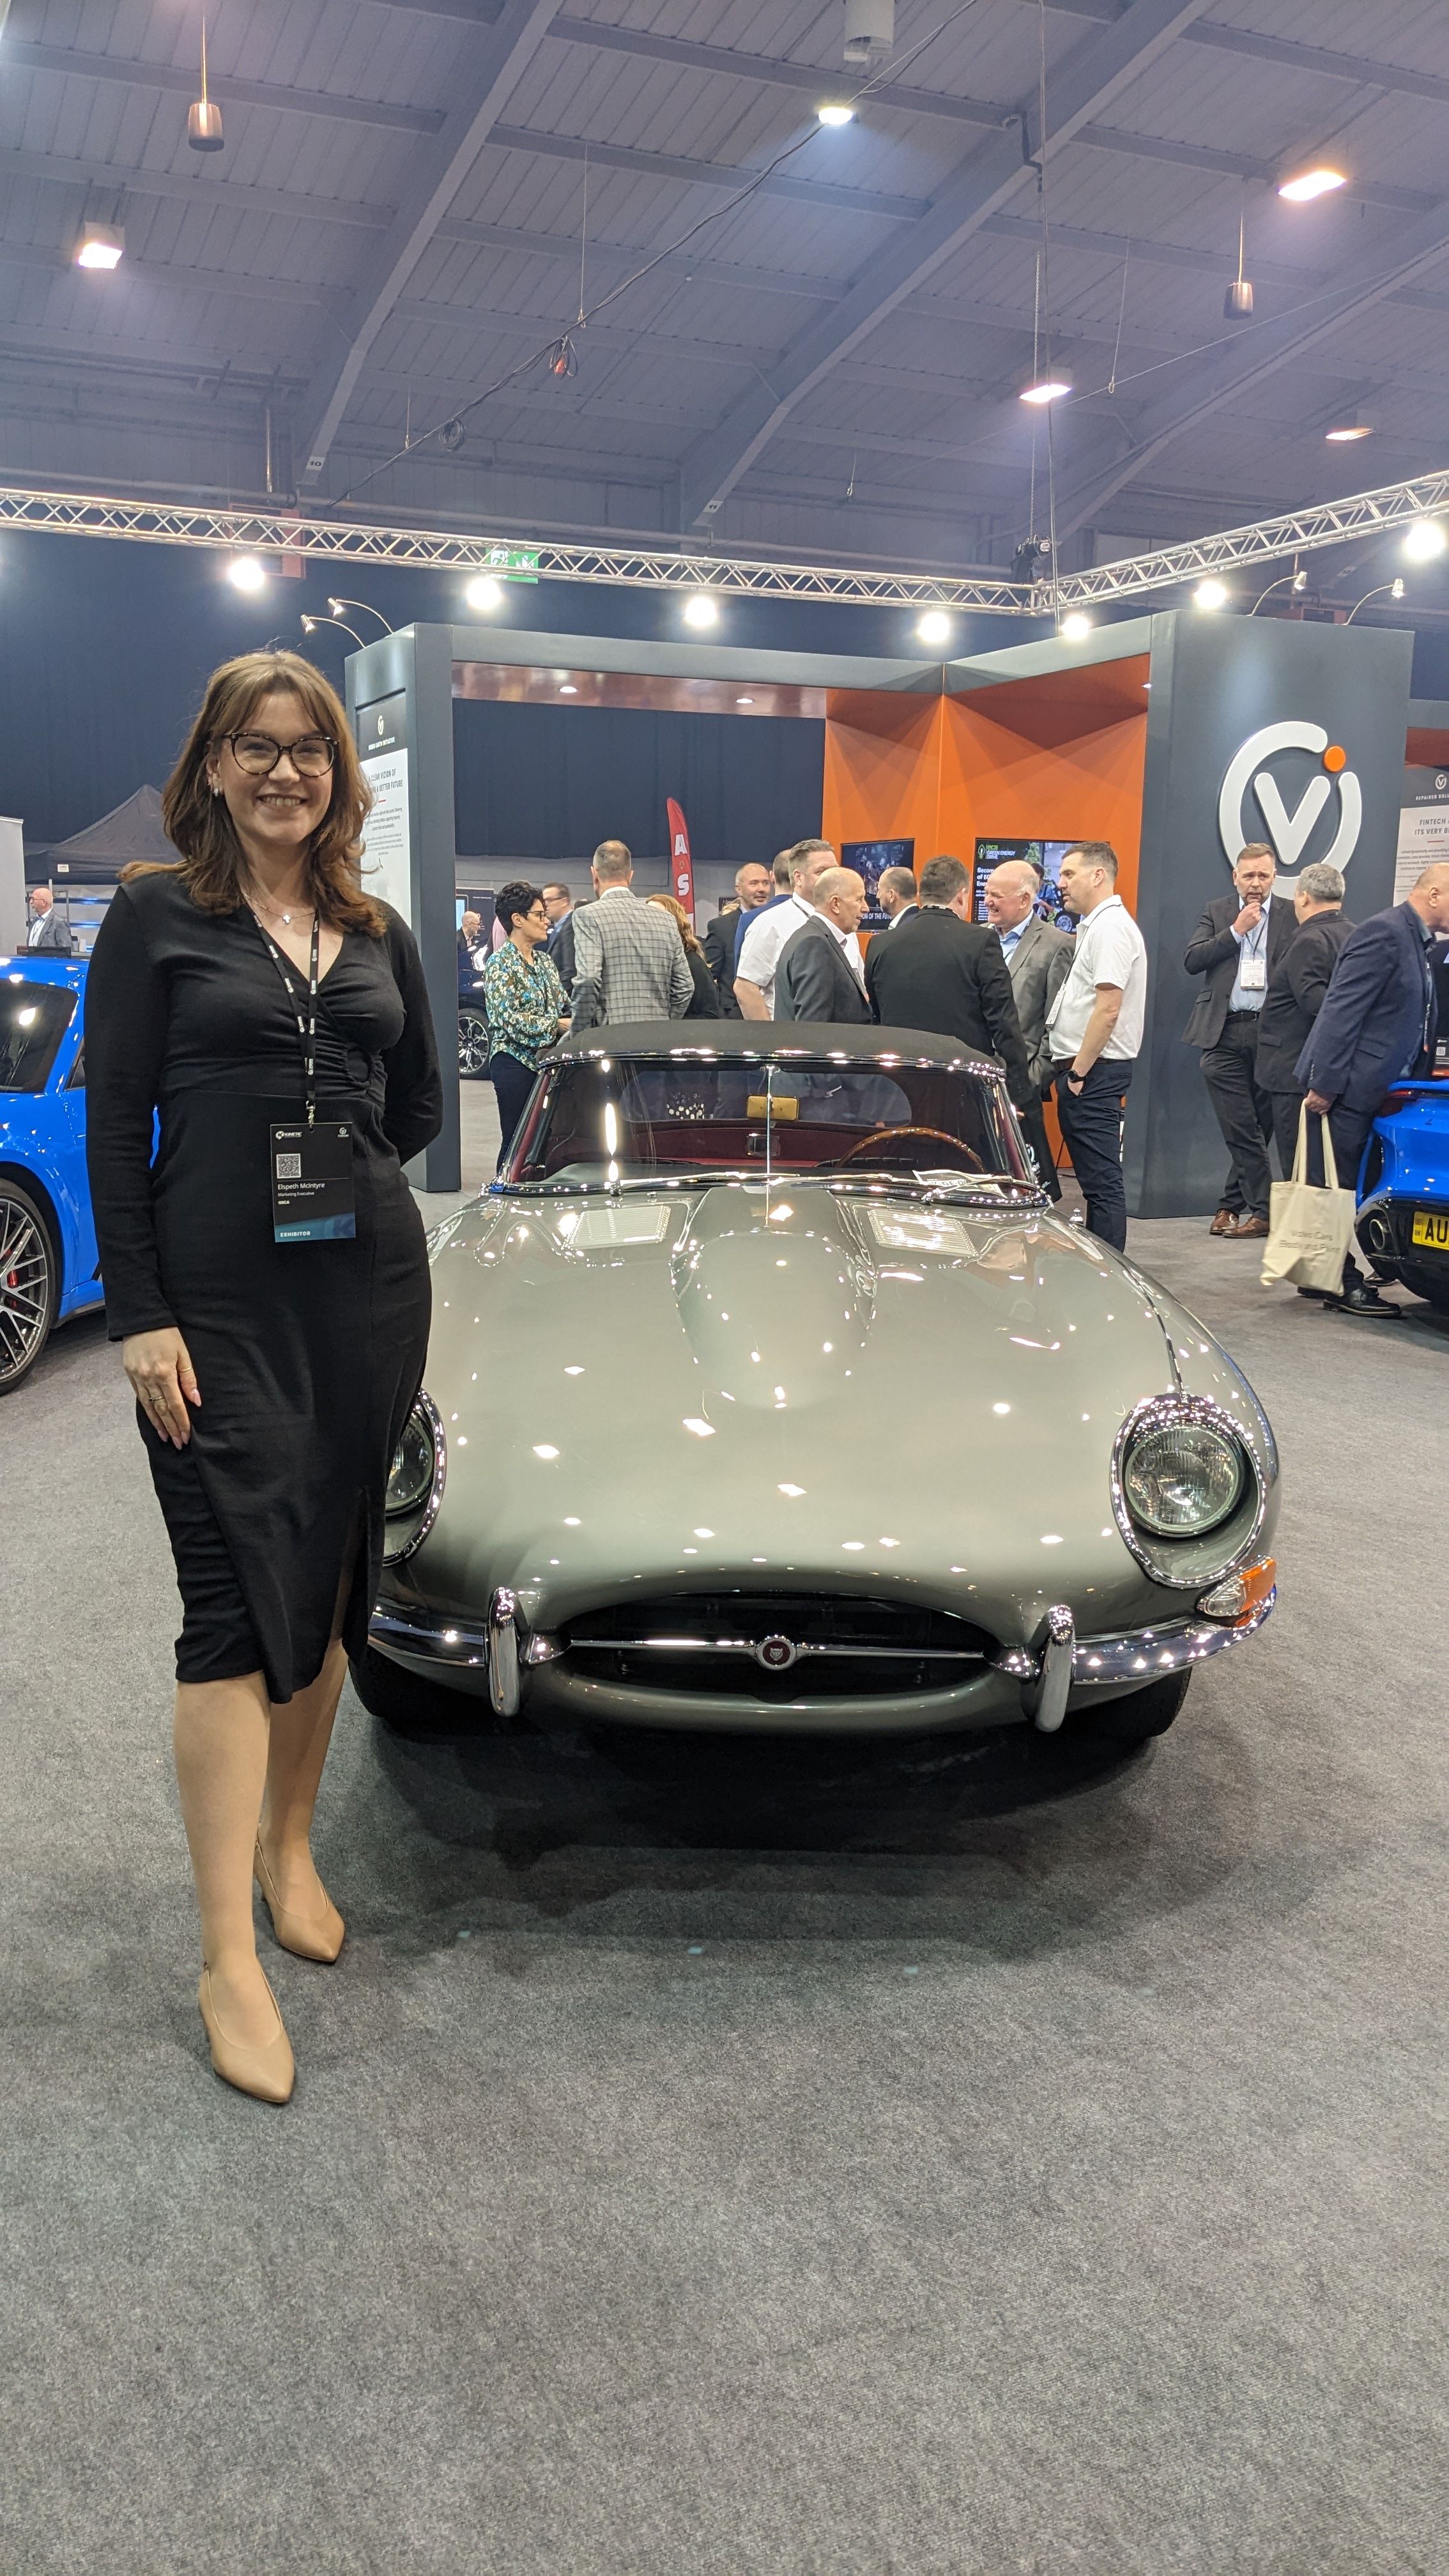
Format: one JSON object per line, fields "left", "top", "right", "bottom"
{"left": 560, "top": 1591, "right": 993, "bottom": 1701}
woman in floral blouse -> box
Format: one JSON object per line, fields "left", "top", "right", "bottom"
{"left": 480, "top": 881, "right": 569, "bottom": 1168}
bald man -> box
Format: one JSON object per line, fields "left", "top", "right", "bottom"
{"left": 983, "top": 860, "right": 1073, "bottom": 1199}
{"left": 1296, "top": 859, "right": 1449, "bottom": 1314}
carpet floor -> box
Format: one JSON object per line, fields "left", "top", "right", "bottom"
{"left": 4, "top": 1087, "right": 1447, "bottom": 2575}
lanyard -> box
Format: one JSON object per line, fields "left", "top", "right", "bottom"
{"left": 250, "top": 907, "right": 322, "bottom": 1126}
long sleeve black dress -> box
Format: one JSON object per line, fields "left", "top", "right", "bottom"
{"left": 84, "top": 869, "right": 442, "bottom": 1704}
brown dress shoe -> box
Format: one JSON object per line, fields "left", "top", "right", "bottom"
{"left": 1234, "top": 1214, "right": 1271, "bottom": 1238}
{"left": 1209, "top": 1209, "right": 1238, "bottom": 1236}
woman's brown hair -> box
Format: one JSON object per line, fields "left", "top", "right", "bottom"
{"left": 130, "top": 650, "right": 387, "bottom": 935}
{"left": 647, "top": 891, "right": 703, "bottom": 958}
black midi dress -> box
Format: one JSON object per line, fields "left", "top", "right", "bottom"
{"left": 84, "top": 870, "right": 442, "bottom": 1703}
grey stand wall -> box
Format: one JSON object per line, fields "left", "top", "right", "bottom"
{"left": 346, "top": 625, "right": 461, "bottom": 1193}
{"left": 1127, "top": 612, "right": 1414, "bottom": 1220}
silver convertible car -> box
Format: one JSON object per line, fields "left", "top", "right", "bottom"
{"left": 354, "top": 1025, "right": 1278, "bottom": 1749}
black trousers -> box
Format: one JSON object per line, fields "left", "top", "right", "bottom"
{"left": 1269, "top": 1089, "right": 1307, "bottom": 1185}
{"left": 1018, "top": 1096, "right": 1062, "bottom": 1202}
{"left": 1200, "top": 1013, "right": 1275, "bottom": 1216}
{"left": 489, "top": 1051, "right": 539, "bottom": 1172}
{"left": 1054, "top": 1057, "right": 1133, "bottom": 1250}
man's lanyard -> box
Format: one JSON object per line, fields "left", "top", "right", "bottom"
{"left": 250, "top": 907, "right": 322, "bottom": 1126}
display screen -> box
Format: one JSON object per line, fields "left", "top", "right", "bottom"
{"left": 841, "top": 838, "right": 914, "bottom": 934}
{"left": 972, "top": 838, "right": 1078, "bottom": 931}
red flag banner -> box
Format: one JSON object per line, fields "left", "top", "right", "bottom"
{"left": 666, "top": 797, "right": 694, "bottom": 926}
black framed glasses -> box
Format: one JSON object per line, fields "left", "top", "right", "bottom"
{"left": 222, "top": 731, "right": 337, "bottom": 778}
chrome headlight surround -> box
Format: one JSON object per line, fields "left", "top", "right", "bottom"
{"left": 1111, "top": 1393, "right": 1268, "bottom": 1590}
{"left": 382, "top": 1390, "right": 446, "bottom": 1566}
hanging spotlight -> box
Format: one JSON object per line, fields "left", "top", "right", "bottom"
{"left": 187, "top": 20, "right": 224, "bottom": 152}
{"left": 1060, "top": 613, "right": 1092, "bottom": 642}
{"left": 682, "top": 592, "right": 719, "bottom": 629}
{"left": 1020, "top": 378, "right": 1072, "bottom": 406}
{"left": 227, "top": 556, "right": 267, "bottom": 594}
{"left": 440, "top": 418, "right": 466, "bottom": 453}
{"left": 1011, "top": 536, "right": 1052, "bottom": 584}
{"left": 1278, "top": 167, "right": 1346, "bottom": 203}
{"left": 74, "top": 221, "right": 125, "bottom": 270}
{"left": 916, "top": 610, "right": 952, "bottom": 647}
{"left": 1223, "top": 203, "right": 1253, "bottom": 320}
{"left": 464, "top": 575, "right": 505, "bottom": 613}
{"left": 816, "top": 102, "right": 855, "bottom": 126}
{"left": 1404, "top": 519, "right": 1446, "bottom": 563}
{"left": 844, "top": 0, "right": 894, "bottom": 68}
{"left": 1194, "top": 578, "right": 1229, "bottom": 611}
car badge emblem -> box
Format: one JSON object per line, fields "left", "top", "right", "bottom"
{"left": 754, "top": 1634, "right": 799, "bottom": 1671}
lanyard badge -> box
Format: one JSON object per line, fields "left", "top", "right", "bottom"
{"left": 251, "top": 908, "right": 357, "bottom": 1243}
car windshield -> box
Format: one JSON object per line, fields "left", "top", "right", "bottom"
{"left": 0, "top": 979, "right": 74, "bottom": 1093}
{"left": 503, "top": 1055, "right": 1036, "bottom": 1192}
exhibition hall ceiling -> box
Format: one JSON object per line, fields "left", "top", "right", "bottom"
{"left": 1, "top": 0, "right": 1448, "bottom": 581}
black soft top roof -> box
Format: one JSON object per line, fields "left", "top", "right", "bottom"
{"left": 549, "top": 1020, "right": 1004, "bottom": 1078}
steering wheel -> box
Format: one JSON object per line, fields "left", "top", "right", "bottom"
{"left": 838, "top": 1125, "right": 979, "bottom": 1165}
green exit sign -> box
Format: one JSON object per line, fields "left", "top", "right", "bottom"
{"left": 482, "top": 543, "right": 540, "bottom": 583}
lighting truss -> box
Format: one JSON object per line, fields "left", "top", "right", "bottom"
{"left": 0, "top": 465, "right": 1445, "bottom": 615}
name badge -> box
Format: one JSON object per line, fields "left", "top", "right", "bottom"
{"left": 1239, "top": 952, "right": 1268, "bottom": 992}
{"left": 270, "top": 1122, "right": 356, "bottom": 1243}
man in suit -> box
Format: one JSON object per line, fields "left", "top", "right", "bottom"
{"left": 774, "top": 868, "right": 871, "bottom": 1023}
{"left": 864, "top": 854, "right": 1032, "bottom": 1109}
{"left": 703, "top": 862, "right": 771, "bottom": 1014}
{"left": 542, "top": 882, "right": 576, "bottom": 992}
{"left": 1183, "top": 841, "right": 1297, "bottom": 1238}
{"left": 26, "top": 886, "right": 72, "bottom": 953}
{"left": 1296, "top": 861, "right": 1449, "bottom": 1315}
{"left": 982, "top": 858, "right": 1074, "bottom": 1200}
{"left": 569, "top": 839, "right": 693, "bottom": 1029}
{"left": 1254, "top": 862, "right": 1353, "bottom": 1184}
{"left": 876, "top": 865, "right": 917, "bottom": 929}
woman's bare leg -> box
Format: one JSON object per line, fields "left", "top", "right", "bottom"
{"left": 173, "top": 1673, "right": 276, "bottom": 2046}
{"left": 258, "top": 1523, "right": 359, "bottom": 1915}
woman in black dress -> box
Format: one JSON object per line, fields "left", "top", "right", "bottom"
{"left": 86, "top": 650, "right": 441, "bottom": 2104}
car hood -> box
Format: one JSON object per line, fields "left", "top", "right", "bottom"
{"left": 403, "top": 1182, "right": 1254, "bottom": 1645}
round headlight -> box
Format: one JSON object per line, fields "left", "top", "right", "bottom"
{"left": 387, "top": 1407, "right": 436, "bottom": 1517}
{"left": 1123, "top": 1420, "right": 1244, "bottom": 1537}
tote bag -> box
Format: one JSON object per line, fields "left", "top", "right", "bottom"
{"left": 1261, "top": 1104, "right": 1356, "bottom": 1292}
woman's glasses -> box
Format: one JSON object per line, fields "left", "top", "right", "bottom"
{"left": 223, "top": 732, "right": 337, "bottom": 778}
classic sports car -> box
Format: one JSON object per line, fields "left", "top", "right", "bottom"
{"left": 1356, "top": 1075, "right": 1449, "bottom": 1312}
{"left": 1, "top": 952, "right": 102, "bottom": 1392}
{"left": 354, "top": 1025, "right": 1280, "bottom": 1746}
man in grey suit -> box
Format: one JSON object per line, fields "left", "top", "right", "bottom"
{"left": 569, "top": 839, "right": 693, "bottom": 1030}
{"left": 26, "top": 886, "right": 73, "bottom": 953}
{"left": 774, "top": 868, "right": 871, "bottom": 1023}
{"left": 983, "top": 859, "right": 1073, "bottom": 1201}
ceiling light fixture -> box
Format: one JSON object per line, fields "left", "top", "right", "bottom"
{"left": 464, "top": 574, "right": 504, "bottom": 612}
{"left": 1278, "top": 166, "right": 1347, "bottom": 204}
{"left": 916, "top": 610, "right": 951, "bottom": 647}
{"left": 558, "top": 682, "right": 578, "bottom": 695}
{"left": 683, "top": 592, "right": 719, "bottom": 629}
{"left": 1020, "top": 378, "right": 1072, "bottom": 407}
{"left": 1404, "top": 519, "right": 1446, "bottom": 562}
{"left": 1060, "top": 612, "right": 1092, "bottom": 641}
{"left": 1194, "top": 578, "right": 1229, "bottom": 611}
{"left": 75, "top": 221, "right": 124, "bottom": 270}
{"left": 817, "top": 101, "right": 854, "bottom": 126}
{"left": 1325, "top": 418, "right": 1374, "bottom": 443}
{"left": 735, "top": 695, "right": 755, "bottom": 706}
{"left": 227, "top": 556, "right": 267, "bottom": 594}
{"left": 1223, "top": 202, "right": 1253, "bottom": 321}
{"left": 187, "top": 19, "right": 224, "bottom": 152}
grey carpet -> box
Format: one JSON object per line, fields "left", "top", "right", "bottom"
{"left": 4, "top": 1091, "right": 1448, "bottom": 2575}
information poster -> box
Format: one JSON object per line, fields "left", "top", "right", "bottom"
{"left": 971, "top": 837, "right": 1077, "bottom": 930}
{"left": 1395, "top": 767, "right": 1449, "bottom": 905}
{"left": 841, "top": 837, "right": 913, "bottom": 933}
{"left": 356, "top": 691, "right": 413, "bottom": 924}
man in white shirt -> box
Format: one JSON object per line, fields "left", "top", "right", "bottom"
{"left": 1045, "top": 843, "right": 1147, "bottom": 1250}
{"left": 734, "top": 839, "right": 835, "bottom": 1016}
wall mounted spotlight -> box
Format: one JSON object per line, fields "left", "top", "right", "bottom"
{"left": 1344, "top": 579, "right": 1406, "bottom": 624}
{"left": 816, "top": 101, "right": 854, "bottom": 126}
{"left": 1250, "top": 567, "right": 1308, "bottom": 613}
{"left": 1403, "top": 519, "right": 1446, "bottom": 563}
{"left": 227, "top": 556, "right": 267, "bottom": 594}
{"left": 1060, "top": 613, "right": 1092, "bottom": 641}
{"left": 464, "top": 574, "right": 505, "bottom": 612}
{"left": 1020, "top": 378, "right": 1072, "bottom": 406}
{"left": 75, "top": 221, "right": 124, "bottom": 270}
{"left": 327, "top": 596, "right": 392, "bottom": 632}
{"left": 683, "top": 592, "right": 719, "bottom": 629}
{"left": 1193, "top": 578, "right": 1229, "bottom": 611}
{"left": 302, "top": 613, "right": 364, "bottom": 647}
{"left": 1278, "top": 166, "right": 1346, "bottom": 203}
{"left": 187, "top": 21, "right": 224, "bottom": 151}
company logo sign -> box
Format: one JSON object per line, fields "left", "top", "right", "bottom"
{"left": 1218, "top": 720, "right": 1361, "bottom": 876}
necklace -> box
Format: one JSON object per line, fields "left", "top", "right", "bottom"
{"left": 247, "top": 885, "right": 314, "bottom": 930}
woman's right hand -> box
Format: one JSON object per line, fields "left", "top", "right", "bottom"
{"left": 123, "top": 1329, "right": 202, "bottom": 1448}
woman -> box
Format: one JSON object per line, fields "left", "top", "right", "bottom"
{"left": 647, "top": 893, "right": 723, "bottom": 1019}
{"left": 480, "top": 882, "right": 569, "bottom": 1167}
{"left": 85, "top": 650, "right": 441, "bottom": 2105}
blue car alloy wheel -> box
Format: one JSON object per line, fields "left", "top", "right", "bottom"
{"left": 0, "top": 1176, "right": 56, "bottom": 1386}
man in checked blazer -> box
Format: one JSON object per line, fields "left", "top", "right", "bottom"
{"left": 981, "top": 858, "right": 1073, "bottom": 1199}
{"left": 568, "top": 839, "right": 693, "bottom": 1029}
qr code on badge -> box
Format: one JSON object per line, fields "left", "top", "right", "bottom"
{"left": 275, "top": 1151, "right": 302, "bottom": 1180}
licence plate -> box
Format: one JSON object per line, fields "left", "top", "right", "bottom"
{"left": 1411, "top": 1208, "right": 1449, "bottom": 1250}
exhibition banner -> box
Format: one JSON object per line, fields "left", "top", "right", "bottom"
{"left": 1396, "top": 767, "right": 1449, "bottom": 903}
{"left": 356, "top": 689, "right": 413, "bottom": 924}
{"left": 666, "top": 797, "right": 695, "bottom": 924}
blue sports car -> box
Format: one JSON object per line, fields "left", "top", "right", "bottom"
{"left": 0, "top": 952, "right": 103, "bottom": 1390}
{"left": 1356, "top": 1076, "right": 1449, "bottom": 1314}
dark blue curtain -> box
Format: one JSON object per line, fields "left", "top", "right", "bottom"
{"left": 452, "top": 699, "right": 825, "bottom": 864}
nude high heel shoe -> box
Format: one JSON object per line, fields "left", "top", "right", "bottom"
{"left": 198, "top": 1967, "right": 295, "bottom": 2105}
{"left": 254, "top": 1839, "right": 346, "bottom": 1964}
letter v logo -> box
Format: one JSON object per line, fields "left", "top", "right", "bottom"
{"left": 1218, "top": 719, "right": 1361, "bottom": 876}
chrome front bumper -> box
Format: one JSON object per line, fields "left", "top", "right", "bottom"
{"left": 369, "top": 1586, "right": 1276, "bottom": 1730}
